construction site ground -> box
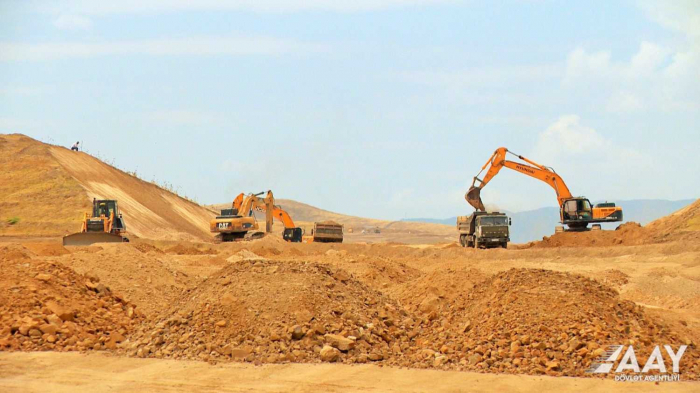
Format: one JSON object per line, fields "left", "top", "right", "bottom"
{"left": 2, "top": 135, "right": 699, "bottom": 391}
{"left": 2, "top": 228, "right": 700, "bottom": 392}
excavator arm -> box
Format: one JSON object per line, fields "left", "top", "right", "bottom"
{"left": 271, "top": 207, "right": 297, "bottom": 228}
{"left": 231, "top": 193, "right": 244, "bottom": 212}
{"left": 466, "top": 147, "right": 573, "bottom": 210}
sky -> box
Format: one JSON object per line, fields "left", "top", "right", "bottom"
{"left": 1, "top": 0, "right": 698, "bottom": 220}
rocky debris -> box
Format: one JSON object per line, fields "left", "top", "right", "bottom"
{"left": 0, "top": 256, "right": 143, "bottom": 352}
{"left": 225, "top": 250, "right": 265, "bottom": 263}
{"left": 320, "top": 345, "right": 341, "bottom": 362}
{"left": 400, "top": 269, "right": 699, "bottom": 379}
{"left": 123, "top": 260, "right": 411, "bottom": 365}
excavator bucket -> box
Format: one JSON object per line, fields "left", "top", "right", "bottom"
{"left": 62, "top": 232, "right": 126, "bottom": 246}
{"left": 465, "top": 186, "right": 486, "bottom": 211}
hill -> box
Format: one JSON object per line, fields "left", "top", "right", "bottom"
{"left": 0, "top": 134, "right": 214, "bottom": 241}
{"left": 404, "top": 199, "right": 697, "bottom": 243}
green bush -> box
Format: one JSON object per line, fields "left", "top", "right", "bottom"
{"left": 6, "top": 217, "right": 20, "bottom": 225}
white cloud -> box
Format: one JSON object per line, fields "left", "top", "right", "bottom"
{"left": 52, "top": 14, "right": 93, "bottom": 30}
{"left": 534, "top": 115, "right": 608, "bottom": 158}
{"left": 637, "top": 0, "right": 700, "bottom": 41}
{"left": 35, "top": 0, "right": 459, "bottom": 15}
{"left": 0, "top": 36, "right": 328, "bottom": 61}
{"left": 564, "top": 41, "right": 671, "bottom": 82}
{"left": 563, "top": 40, "right": 699, "bottom": 112}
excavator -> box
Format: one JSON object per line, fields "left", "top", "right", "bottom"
{"left": 63, "top": 199, "right": 129, "bottom": 246}
{"left": 210, "top": 191, "right": 302, "bottom": 242}
{"left": 466, "top": 147, "right": 623, "bottom": 231}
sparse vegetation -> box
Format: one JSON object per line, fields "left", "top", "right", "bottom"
{"left": 6, "top": 216, "right": 20, "bottom": 225}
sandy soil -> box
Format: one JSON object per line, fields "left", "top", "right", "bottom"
{"left": 1, "top": 352, "right": 695, "bottom": 393}
{"left": 2, "top": 133, "right": 700, "bottom": 390}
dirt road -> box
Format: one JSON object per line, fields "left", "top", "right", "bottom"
{"left": 1, "top": 352, "right": 694, "bottom": 393}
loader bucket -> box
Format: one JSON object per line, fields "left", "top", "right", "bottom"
{"left": 62, "top": 232, "right": 126, "bottom": 246}
{"left": 465, "top": 186, "right": 486, "bottom": 211}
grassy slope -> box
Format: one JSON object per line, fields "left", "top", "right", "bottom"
{"left": 0, "top": 134, "right": 91, "bottom": 236}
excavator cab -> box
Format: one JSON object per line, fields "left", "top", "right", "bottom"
{"left": 283, "top": 227, "right": 303, "bottom": 242}
{"left": 560, "top": 197, "right": 593, "bottom": 229}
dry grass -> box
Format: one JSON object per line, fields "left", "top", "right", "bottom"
{"left": 0, "top": 134, "right": 91, "bottom": 236}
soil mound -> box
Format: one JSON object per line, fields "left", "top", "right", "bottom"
{"left": 526, "top": 222, "right": 649, "bottom": 248}
{"left": 126, "top": 260, "right": 409, "bottom": 364}
{"left": 647, "top": 199, "right": 700, "bottom": 240}
{"left": 0, "top": 256, "right": 143, "bottom": 352}
{"left": 57, "top": 244, "right": 196, "bottom": 317}
{"left": 0, "top": 245, "right": 32, "bottom": 261}
{"left": 414, "top": 269, "right": 698, "bottom": 377}
{"left": 165, "top": 244, "right": 215, "bottom": 255}
{"left": 131, "top": 243, "right": 164, "bottom": 254}
{"left": 21, "top": 243, "right": 71, "bottom": 257}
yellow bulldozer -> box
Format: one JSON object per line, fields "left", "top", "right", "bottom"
{"left": 63, "top": 198, "right": 129, "bottom": 246}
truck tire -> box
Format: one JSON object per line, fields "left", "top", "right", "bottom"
{"left": 501, "top": 242, "right": 507, "bottom": 249}
{"left": 459, "top": 235, "right": 466, "bottom": 247}
{"left": 474, "top": 239, "right": 480, "bottom": 249}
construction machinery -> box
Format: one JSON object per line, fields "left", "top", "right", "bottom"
{"left": 63, "top": 199, "right": 129, "bottom": 246}
{"left": 303, "top": 221, "right": 344, "bottom": 243}
{"left": 466, "top": 147, "right": 623, "bottom": 231}
{"left": 210, "top": 191, "right": 302, "bottom": 242}
{"left": 457, "top": 212, "right": 510, "bottom": 249}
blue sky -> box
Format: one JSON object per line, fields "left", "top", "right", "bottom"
{"left": 1, "top": 0, "right": 698, "bottom": 219}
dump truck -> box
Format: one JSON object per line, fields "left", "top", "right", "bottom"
{"left": 457, "top": 211, "right": 510, "bottom": 249}
{"left": 63, "top": 199, "right": 129, "bottom": 246}
{"left": 303, "top": 221, "right": 343, "bottom": 243}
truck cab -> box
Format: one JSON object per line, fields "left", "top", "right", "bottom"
{"left": 457, "top": 211, "right": 511, "bottom": 249}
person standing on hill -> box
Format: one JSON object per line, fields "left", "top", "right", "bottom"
{"left": 71, "top": 141, "right": 79, "bottom": 151}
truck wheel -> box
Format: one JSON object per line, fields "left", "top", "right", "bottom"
{"left": 474, "top": 239, "right": 480, "bottom": 249}
{"left": 459, "top": 235, "right": 466, "bottom": 247}
{"left": 501, "top": 242, "right": 507, "bottom": 249}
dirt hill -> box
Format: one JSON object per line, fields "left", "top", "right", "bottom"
{"left": 0, "top": 134, "right": 214, "bottom": 241}
{"left": 646, "top": 198, "right": 700, "bottom": 241}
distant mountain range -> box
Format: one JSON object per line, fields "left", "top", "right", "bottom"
{"left": 402, "top": 199, "right": 697, "bottom": 243}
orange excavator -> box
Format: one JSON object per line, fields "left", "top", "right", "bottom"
{"left": 466, "top": 147, "right": 623, "bottom": 231}
{"left": 210, "top": 191, "right": 302, "bottom": 242}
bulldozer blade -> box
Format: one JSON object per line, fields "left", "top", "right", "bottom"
{"left": 62, "top": 232, "right": 126, "bottom": 246}
{"left": 465, "top": 186, "right": 486, "bottom": 211}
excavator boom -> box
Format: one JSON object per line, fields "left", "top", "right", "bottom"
{"left": 466, "top": 147, "right": 573, "bottom": 211}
